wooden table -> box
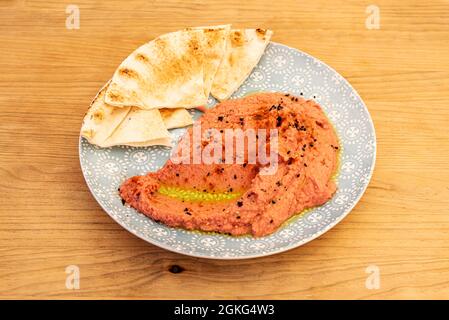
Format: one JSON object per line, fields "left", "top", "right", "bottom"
{"left": 1, "top": 0, "right": 449, "bottom": 300}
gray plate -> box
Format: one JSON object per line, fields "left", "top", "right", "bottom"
{"left": 79, "top": 42, "right": 376, "bottom": 259}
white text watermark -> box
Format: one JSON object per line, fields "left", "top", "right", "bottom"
{"left": 171, "top": 124, "right": 279, "bottom": 175}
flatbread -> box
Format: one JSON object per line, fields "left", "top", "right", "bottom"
{"left": 102, "top": 107, "right": 171, "bottom": 147}
{"left": 188, "top": 25, "right": 231, "bottom": 97}
{"left": 105, "top": 27, "right": 228, "bottom": 109}
{"left": 82, "top": 82, "right": 192, "bottom": 147}
{"left": 211, "top": 28, "right": 273, "bottom": 101}
{"left": 82, "top": 27, "right": 272, "bottom": 149}
{"left": 80, "top": 82, "right": 131, "bottom": 146}
{"left": 160, "top": 108, "right": 193, "bottom": 129}
{"left": 125, "top": 138, "right": 172, "bottom": 147}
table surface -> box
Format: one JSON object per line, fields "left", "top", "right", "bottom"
{"left": 1, "top": 0, "right": 449, "bottom": 299}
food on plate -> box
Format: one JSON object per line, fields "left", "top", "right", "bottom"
{"left": 188, "top": 25, "right": 231, "bottom": 96}
{"left": 81, "top": 84, "right": 192, "bottom": 147}
{"left": 119, "top": 93, "right": 339, "bottom": 237}
{"left": 80, "top": 82, "right": 130, "bottom": 147}
{"left": 211, "top": 28, "right": 273, "bottom": 101}
{"left": 160, "top": 108, "right": 194, "bottom": 130}
{"left": 104, "top": 26, "right": 230, "bottom": 109}
{"left": 101, "top": 107, "right": 171, "bottom": 147}
{"left": 82, "top": 25, "right": 273, "bottom": 148}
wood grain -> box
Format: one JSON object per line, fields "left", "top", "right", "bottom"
{"left": 1, "top": 0, "right": 449, "bottom": 299}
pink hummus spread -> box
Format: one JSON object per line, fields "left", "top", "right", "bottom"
{"left": 119, "top": 93, "right": 339, "bottom": 237}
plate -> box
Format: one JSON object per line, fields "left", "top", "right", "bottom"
{"left": 79, "top": 42, "right": 376, "bottom": 259}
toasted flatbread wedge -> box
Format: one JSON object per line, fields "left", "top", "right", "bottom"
{"left": 102, "top": 107, "right": 171, "bottom": 147}
{"left": 211, "top": 28, "right": 273, "bottom": 101}
{"left": 160, "top": 108, "right": 193, "bottom": 129}
{"left": 82, "top": 83, "right": 192, "bottom": 147}
{"left": 80, "top": 82, "right": 131, "bottom": 146}
{"left": 105, "top": 27, "right": 228, "bottom": 109}
{"left": 125, "top": 138, "right": 172, "bottom": 147}
{"left": 188, "top": 25, "right": 231, "bottom": 97}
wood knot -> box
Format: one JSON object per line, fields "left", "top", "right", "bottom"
{"left": 168, "top": 265, "right": 185, "bottom": 274}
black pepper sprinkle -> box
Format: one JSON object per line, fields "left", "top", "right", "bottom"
{"left": 287, "top": 150, "right": 291, "bottom": 155}
{"left": 294, "top": 120, "right": 300, "bottom": 130}
{"left": 233, "top": 174, "right": 237, "bottom": 179}
{"left": 237, "top": 201, "right": 243, "bottom": 207}
{"left": 184, "top": 211, "right": 192, "bottom": 216}
{"left": 276, "top": 116, "right": 283, "bottom": 127}
{"left": 296, "top": 173, "right": 300, "bottom": 178}
{"left": 236, "top": 216, "right": 241, "bottom": 219}
{"left": 276, "top": 181, "right": 282, "bottom": 187}
{"left": 287, "top": 158, "right": 293, "bottom": 165}
{"left": 270, "top": 219, "right": 274, "bottom": 223}
{"left": 271, "top": 200, "right": 276, "bottom": 204}
{"left": 121, "top": 199, "right": 125, "bottom": 205}
{"left": 216, "top": 167, "right": 224, "bottom": 174}
{"left": 242, "top": 163, "right": 247, "bottom": 168}
{"left": 229, "top": 188, "right": 233, "bottom": 192}
{"left": 304, "top": 163, "right": 308, "bottom": 167}
{"left": 175, "top": 173, "right": 179, "bottom": 177}
{"left": 217, "top": 116, "right": 224, "bottom": 121}
{"left": 309, "top": 143, "right": 314, "bottom": 147}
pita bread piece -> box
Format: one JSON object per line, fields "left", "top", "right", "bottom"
{"left": 105, "top": 29, "right": 212, "bottom": 109}
{"left": 127, "top": 138, "right": 172, "bottom": 147}
{"left": 125, "top": 138, "right": 172, "bottom": 147}
{"left": 211, "top": 28, "right": 273, "bottom": 101}
{"left": 160, "top": 108, "right": 193, "bottom": 129}
{"left": 188, "top": 25, "right": 231, "bottom": 97}
{"left": 102, "top": 107, "right": 171, "bottom": 147}
{"left": 80, "top": 82, "right": 131, "bottom": 147}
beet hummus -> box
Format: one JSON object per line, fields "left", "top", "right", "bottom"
{"left": 119, "top": 93, "right": 339, "bottom": 237}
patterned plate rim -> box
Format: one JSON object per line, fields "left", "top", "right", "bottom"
{"left": 78, "top": 41, "right": 377, "bottom": 260}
